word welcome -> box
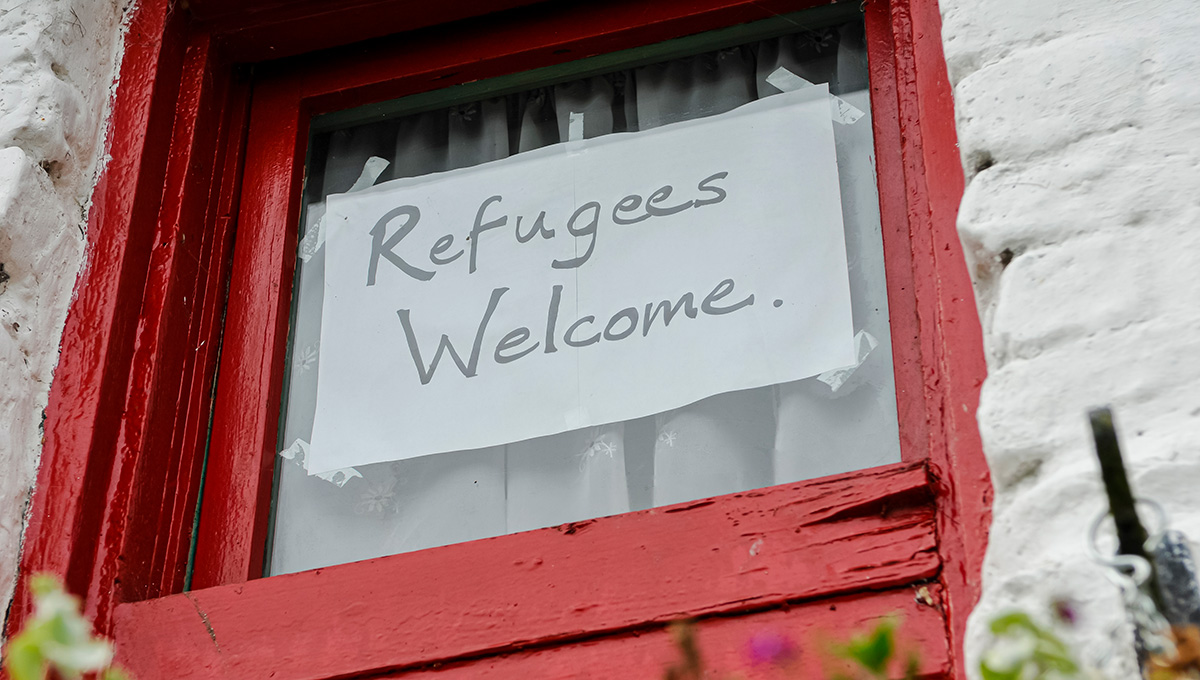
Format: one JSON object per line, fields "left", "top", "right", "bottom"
{"left": 366, "top": 171, "right": 730, "bottom": 285}
{"left": 397, "top": 277, "right": 755, "bottom": 385}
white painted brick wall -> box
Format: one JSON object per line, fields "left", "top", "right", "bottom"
{"left": 0, "top": 0, "right": 126, "bottom": 629}
{"left": 943, "top": 0, "right": 1200, "bottom": 675}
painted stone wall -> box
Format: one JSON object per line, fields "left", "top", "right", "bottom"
{"left": 941, "top": 0, "right": 1200, "bottom": 675}
{"left": 0, "top": 0, "right": 126, "bottom": 628}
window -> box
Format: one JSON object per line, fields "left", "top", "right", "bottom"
{"left": 269, "top": 10, "right": 905, "bottom": 575}
{"left": 9, "top": 0, "right": 990, "bottom": 678}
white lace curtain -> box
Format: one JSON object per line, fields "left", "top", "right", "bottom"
{"left": 269, "top": 22, "right": 901, "bottom": 575}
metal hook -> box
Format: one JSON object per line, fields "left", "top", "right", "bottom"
{"left": 1087, "top": 498, "right": 1169, "bottom": 570}
{"left": 1088, "top": 498, "right": 1177, "bottom": 661}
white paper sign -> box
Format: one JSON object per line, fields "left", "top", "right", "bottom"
{"left": 309, "top": 85, "right": 854, "bottom": 475}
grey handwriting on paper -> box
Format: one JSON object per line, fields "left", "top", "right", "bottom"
{"left": 309, "top": 86, "right": 854, "bottom": 475}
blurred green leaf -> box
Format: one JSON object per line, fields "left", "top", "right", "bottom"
{"left": 981, "top": 608, "right": 1081, "bottom": 680}
{"left": 5, "top": 634, "right": 48, "bottom": 680}
{"left": 2, "top": 574, "right": 128, "bottom": 680}
{"left": 979, "top": 661, "right": 1023, "bottom": 680}
{"left": 989, "top": 611, "right": 1037, "bottom": 635}
{"left": 842, "top": 619, "right": 896, "bottom": 674}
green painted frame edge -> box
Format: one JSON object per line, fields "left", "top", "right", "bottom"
{"left": 311, "top": 2, "right": 861, "bottom": 132}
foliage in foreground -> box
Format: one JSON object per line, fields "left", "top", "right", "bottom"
{"left": 2, "top": 575, "right": 129, "bottom": 680}
{"left": 9, "top": 575, "right": 1200, "bottom": 680}
{"left": 979, "top": 610, "right": 1081, "bottom": 680}
{"left": 663, "top": 616, "right": 917, "bottom": 680}
{"left": 979, "top": 602, "right": 1200, "bottom": 680}
{"left": 664, "top": 600, "right": 1200, "bottom": 680}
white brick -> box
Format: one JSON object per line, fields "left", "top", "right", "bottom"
{"left": 0, "top": 0, "right": 126, "bottom": 634}
{"left": 952, "top": 0, "right": 1200, "bottom": 675}
{"left": 956, "top": 32, "right": 1148, "bottom": 168}
{"left": 989, "top": 231, "right": 1157, "bottom": 363}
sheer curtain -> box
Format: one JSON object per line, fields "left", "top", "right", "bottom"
{"left": 268, "top": 22, "right": 901, "bottom": 575}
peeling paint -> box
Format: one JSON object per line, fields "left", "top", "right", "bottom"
{"left": 0, "top": 0, "right": 129, "bottom": 638}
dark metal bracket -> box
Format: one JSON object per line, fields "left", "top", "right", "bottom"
{"left": 1090, "top": 407, "right": 1200, "bottom": 671}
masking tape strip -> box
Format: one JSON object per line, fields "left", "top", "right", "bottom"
{"left": 568, "top": 112, "right": 585, "bottom": 142}
{"left": 279, "top": 437, "right": 308, "bottom": 462}
{"left": 297, "top": 203, "right": 327, "bottom": 262}
{"left": 278, "top": 437, "right": 363, "bottom": 487}
{"left": 299, "top": 156, "right": 392, "bottom": 262}
{"left": 817, "top": 330, "right": 878, "bottom": 392}
{"left": 765, "top": 67, "right": 865, "bottom": 125}
{"left": 765, "top": 67, "right": 812, "bottom": 94}
{"left": 348, "top": 156, "right": 391, "bottom": 192}
{"left": 829, "top": 97, "right": 865, "bottom": 126}
{"left": 315, "top": 467, "right": 363, "bottom": 487}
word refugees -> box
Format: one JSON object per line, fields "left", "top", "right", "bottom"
{"left": 366, "top": 171, "right": 729, "bottom": 283}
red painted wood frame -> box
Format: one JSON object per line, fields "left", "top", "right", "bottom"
{"left": 7, "top": 0, "right": 991, "bottom": 678}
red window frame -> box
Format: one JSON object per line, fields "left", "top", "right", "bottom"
{"left": 8, "top": 0, "right": 991, "bottom": 678}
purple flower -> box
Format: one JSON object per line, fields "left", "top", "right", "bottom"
{"left": 745, "top": 630, "right": 797, "bottom": 667}
{"left": 1052, "top": 598, "right": 1079, "bottom": 626}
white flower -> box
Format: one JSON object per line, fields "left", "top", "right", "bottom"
{"left": 292, "top": 343, "right": 319, "bottom": 374}
{"left": 577, "top": 438, "right": 619, "bottom": 469}
{"left": 594, "top": 440, "right": 618, "bottom": 458}
{"left": 356, "top": 482, "right": 395, "bottom": 515}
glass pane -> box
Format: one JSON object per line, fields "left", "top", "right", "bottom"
{"left": 268, "top": 16, "right": 900, "bottom": 576}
